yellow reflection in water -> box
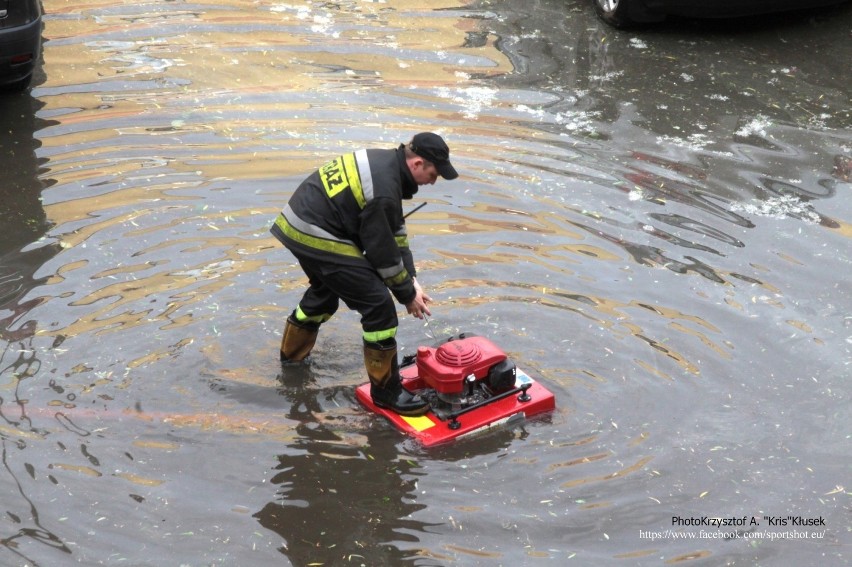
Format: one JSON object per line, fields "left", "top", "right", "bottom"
{"left": 39, "top": 0, "right": 511, "bottom": 203}
{"left": 49, "top": 463, "right": 102, "bottom": 477}
{"left": 114, "top": 472, "right": 165, "bottom": 487}
{"left": 560, "top": 455, "right": 653, "bottom": 488}
{"left": 433, "top": 278, "right": 726, "bottom": 378}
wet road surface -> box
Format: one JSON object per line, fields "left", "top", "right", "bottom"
{"left": 1, "top": 0, "right": 850, "bottom": 565}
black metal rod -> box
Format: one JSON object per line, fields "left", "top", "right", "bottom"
{"left": 446, "top": 384, "right": 527, "bottom": 422}
{"left": 404, "top": 202, "right": 427, "bottom": 218}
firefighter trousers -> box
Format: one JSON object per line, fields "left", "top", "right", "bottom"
{"left": 290, "top": 252, "right": 399, "bottom": 342}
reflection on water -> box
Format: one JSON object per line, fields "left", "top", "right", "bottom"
{"left": 255, "top": 377, "right": 430, "bottom": 564}
{"left": 1, "top": 0, "right": 849, "bottom": 564}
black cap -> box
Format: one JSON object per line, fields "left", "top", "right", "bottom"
{"left": 410, "top": 132, "right": 458, "bottom": 180}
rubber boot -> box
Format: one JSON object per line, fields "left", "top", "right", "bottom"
{"left": 364, "top": 339, "right": 429, "bottom": 416}
{"left": 280, "top": 314, "right": 319, "bottom": 363}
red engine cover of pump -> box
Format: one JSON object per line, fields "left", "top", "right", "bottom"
{"left": 415, "top": 335, "right": 507, "bottom": 395}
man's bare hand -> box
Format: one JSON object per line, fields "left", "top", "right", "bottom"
{"left": 406, "top": 278, "right": 432, "bottom": 319}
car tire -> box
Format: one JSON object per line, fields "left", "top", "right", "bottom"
{"left": 593, "top": 0, "right": 660, "bottom": 28}
{"left": 2, "top": 74, "right": 33, "bottom": 93}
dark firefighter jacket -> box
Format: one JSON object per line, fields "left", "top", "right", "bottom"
{"left": 271, "top": 145, "right": 419, "bottom": 305}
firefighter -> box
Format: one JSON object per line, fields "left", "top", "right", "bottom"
{"left": 270, "top": 132, "right": 458, "bottom": 416}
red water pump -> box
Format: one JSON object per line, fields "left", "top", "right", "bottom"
{"left": 414, "top": 334, "right": 518, "bottom": 405}
{"left": 356, "top": 333, "right": 556, "bottom": 446}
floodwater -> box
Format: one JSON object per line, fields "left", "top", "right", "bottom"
{"left": 1, "top": 0, "right": 850, "bottom": 565}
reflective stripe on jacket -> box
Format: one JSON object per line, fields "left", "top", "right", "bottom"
{"left": 271, "top": 145, "right": 418, "bottom": 304}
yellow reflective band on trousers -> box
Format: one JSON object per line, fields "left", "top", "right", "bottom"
{"left": 275, "top": 214, "right": 362, "bottom": 258}
{"left": 295, "top": 306, "right": 332, "bottom": 324}
{"left": 363, "top": 327, "right": 397, "bottom": 343}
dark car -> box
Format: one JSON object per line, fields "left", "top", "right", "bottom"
{"left": 0, "top": 0, "right": 43, "bottom": 91}
{"left": 594, "top": 0, "right": 849, "bottom": 27}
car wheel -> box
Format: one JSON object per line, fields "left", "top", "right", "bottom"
{"left": 593, "top": 0, "right": 658, "bottom": 28}
{"left": 2, "top": 74, "right": 33, "bottom": 93}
